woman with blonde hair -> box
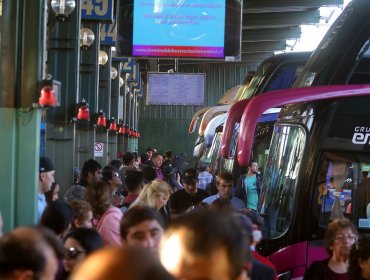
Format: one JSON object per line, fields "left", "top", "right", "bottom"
{"left": 129, "top": 180, "right": 171, "bottom": 225}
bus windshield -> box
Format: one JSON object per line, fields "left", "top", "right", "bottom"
{"left": 260, "top": 124, "right": 306, "bottom": 239}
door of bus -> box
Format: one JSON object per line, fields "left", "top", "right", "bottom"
{"left": 235, "top": 85, "right": 370, "bottom": 278}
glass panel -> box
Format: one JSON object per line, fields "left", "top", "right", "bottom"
{"left": 264, "top": 65, "right": 301, "bottom": 92}
{"left": 220, "top": 157, "right": 234, "bottom": 174}
{"left": 240, "top": 62, "right": 272, "bottom": 100}
{"left": 313, "top": 154, "right": 370, "bottom": 230}
{"left": 260, "top": 125, "right": 306, "bottom": 239}
{"left": 200, "top": 133, "right": 222, "bottom": 173}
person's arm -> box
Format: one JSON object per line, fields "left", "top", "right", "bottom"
{"left": 235, "top": 175, "right": 246, "bottom": 200}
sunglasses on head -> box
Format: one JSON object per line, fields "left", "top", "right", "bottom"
{"left": 64, "top": 247, "right": 86, "bottom": 259}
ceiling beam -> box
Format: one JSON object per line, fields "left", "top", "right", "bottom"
{"left": 242, "top": 27, "right": 301, "bottom": 42}
{"left": 243, "top": 10, "right": 320, "bottom": 29}
{"left": 242, "top": 41, "right": 287, "bottom": 53}
{"left": 244, "top": 0, "right": 344, "bottom": 13}
{"left": 241, "top": 52, "right": 275, "bottom": 62}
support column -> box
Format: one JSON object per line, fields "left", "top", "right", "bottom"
{"left": 77, "top": 20, "right": 100, "bottom": 168}
{"left": 46, "top": 1, "right": 81, "bottom": 192}
{"left": 0, "top": 0, "right": 45, "bottom": 231}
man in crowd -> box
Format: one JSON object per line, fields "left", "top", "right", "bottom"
{"left": 118, "top": 152, "right": 135, "bottom": 194}
{"left": 70, "top": 246, "right": 174, "bottom": 280}
{"left": 160, "top": 209, "right": 251, "bottom": 280}
{"left": 79, "top": 159, "right": 103, "bottom": 187}
{"left": 64, "top": 159, "right": 102, "bottom": 202}
{"left": 141, "top": 148, "right": 154, "bottom": 167}
{"left": 0, "top": 226, "right": 64, "bottom": 280}
{"left": 169, "top": 168, "right": 209, "bottom": 215}
{"left": 121, "top": 169, "right": 145, "bottom": 212}
{"left": 235, "top": 159, "right": 262, "bottom": 211}
{"left": 162, "top": 150, "right": 173, "bottom": 167}
{"left": 151, "top": 153, "right": 164, "bottom": 180}
{"left": 120, "top": 206, "right": 165, "bottom": 255}
{"left": 38, "top": 157, "right": 55, "bottom": 221}
{"left": 202, "top": 172, "right": 244, "bottom": 210}
{"left": 198, "top": 164, "right": 214, "bottom": 190}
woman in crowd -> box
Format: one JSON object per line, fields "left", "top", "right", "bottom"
{"left": 349, "top": 234, "right": 370, "bottom": 280}
{"left": 61, "top": 228, "right": 104, "bottom": 279}
{"left": 102, "top": 165, "right": 124, "bottom": 207}
{"left": 45, "top": 181, "right": 60, "bottom": 203}
{"left": 304, "top": 218, "right": 358, "bottom": 280}
{"left": 86, "top": 181, "right": 123, "bottom": 246}
{"left": 129, "top": 180, "right": 171, "bottom": 226}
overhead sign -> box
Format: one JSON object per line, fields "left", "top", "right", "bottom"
{"left": 100, "top": 21, "right": 117, "bottom": 45}
{"left": 113, "top": 57, "right": 143, "bottom": 97}
{"left": 94, "top": 142, "right": 104, "bottom": 157}
{"left": 132, "top": 73, "right": 143, "bottom": 98}
{"left": 121, "top": 58, "right": 139, "bottom": 82}
{"left": 81, "top": 0, "right": 114, "bottom": 21}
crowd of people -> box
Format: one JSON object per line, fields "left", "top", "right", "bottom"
{"left": 0, "top": 149, "right": 369, "bottom": 280}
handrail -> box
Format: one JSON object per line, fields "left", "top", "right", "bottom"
{"left": 204, "top": 113, "right": 227, "bottom": 146}
{"left": 237, "top": 84, "right": 370, "bottom": 166}
{"left": 199, "top": 105, "right": 231, "bottom": 135}
{"left": 188, "top": 107, "right": 212, "bottom": 133}
{"left": 220, "top": 98, "right": 251, "bottom": 158}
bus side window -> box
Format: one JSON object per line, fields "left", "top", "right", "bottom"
{"left": 315, "top": 159, "right": 353, "bottom": 227}
{"left": 358, "top": 171, "right": 370, "bottom": 220}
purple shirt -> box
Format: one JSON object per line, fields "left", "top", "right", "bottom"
{"left": 156, "top": 167, "right": 164, "bottom": 180}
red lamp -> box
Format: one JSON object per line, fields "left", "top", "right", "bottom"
{"left": 109, "top": 118, "right": 117, "bottom": 131}
{"left": 125, "top": 126, "right": 131, "bottom": 135}
{"left": 77, "top": 99, "right": 90, "bottom": 120}
{"left": 39, "top": 86, "right": 57, "bottom": 107}
{"left": 118, "top": 126, "right": 125, "bottom": 134}
{"left": 97, "top": 111, "right": 106, "bottom": 127}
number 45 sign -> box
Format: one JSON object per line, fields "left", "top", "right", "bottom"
{"left": 81, "top": 0, "right": 114, "bottom": 21}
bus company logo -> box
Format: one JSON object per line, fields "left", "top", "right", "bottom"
{"left": 352, "top": 126, "right": 370, "bottom": 145}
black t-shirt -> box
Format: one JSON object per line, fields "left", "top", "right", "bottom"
{"left": 169, "top": 189, "right": 209, "bottom": 214}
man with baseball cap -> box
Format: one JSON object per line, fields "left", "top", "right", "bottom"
{"left": 169, "top": 168, "right": 209, "bottom": 216}
{"left": 38, "top": 157, "right": 55, "bottom": 221}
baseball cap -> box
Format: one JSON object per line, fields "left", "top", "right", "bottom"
{"left": 181, "top": 168, "right": 198, "bottom": 182}
{"left": 40, "top": 157, "right": 54, "bottom": 173}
